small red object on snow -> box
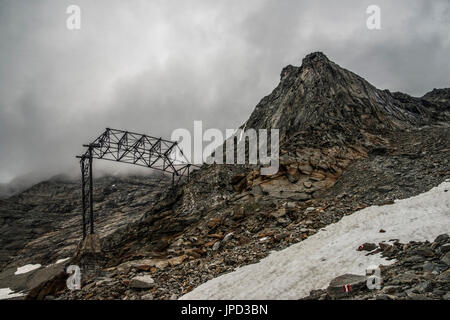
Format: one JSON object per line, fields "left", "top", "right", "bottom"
{"left": 343, "top": 284, "right": 352, "bottom": 293}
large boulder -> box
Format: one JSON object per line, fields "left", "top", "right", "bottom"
{"left": 326, "top": 274, "right": 368, "bottom": 299}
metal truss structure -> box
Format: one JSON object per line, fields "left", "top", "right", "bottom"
{"left": 76, "top": 128, "right": 193, "bottom": 239}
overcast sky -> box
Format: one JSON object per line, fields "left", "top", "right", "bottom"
{"left": 0, "top": 0, "right": 449, "bottom": 183}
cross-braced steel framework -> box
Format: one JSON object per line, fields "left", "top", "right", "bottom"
{"left": 76, "top": 128, "right": 193, "bottom": 239}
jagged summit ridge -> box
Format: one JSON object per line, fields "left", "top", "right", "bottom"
{"left": 301, "top": 51, "right": 331, "bottom": 66}
{"left": 245, "top": 52, "right": 450, "bottom": 147}
{"left": 280, "top": 52, "right": 329, "bottom": 79}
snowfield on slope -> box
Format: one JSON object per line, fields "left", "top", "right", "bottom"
{"left": 181, "top": 180, "right": 450, "bottom": 300}
{"left": 14, "top": 264, "right": 41, "bottom": 275}
{"left": 14, "top": 264, "right": 42, "bottom": 275}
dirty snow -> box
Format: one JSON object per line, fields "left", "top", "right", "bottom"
{"left": 14, "top": 264, "right": 41, "bottom": 275}
{"left": 0, "top": 288, "right": 25, "bottom": 300}
{"left": 181, "top": 180, "right": 450, "bottom": 300}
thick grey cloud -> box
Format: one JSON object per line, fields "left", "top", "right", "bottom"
{"left": 0, "top": 0, "right": 449, "bottom": 183}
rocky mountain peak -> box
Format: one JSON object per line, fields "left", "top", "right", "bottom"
{"left": 280, "top": 52, "right": 331, "bottom": 81}
{"left": 245, "top": 52, "right": 450, "bottom": 148}
{"left": 301, "top": 51, "right": 330, "bottom": 65}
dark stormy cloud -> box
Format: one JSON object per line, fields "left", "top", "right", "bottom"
{"left": 0, "top": 0, "right": 449, "bottom": 184}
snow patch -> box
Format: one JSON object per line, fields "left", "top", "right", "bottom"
{"left": 182, "top": 181, "right": 450, "bottom": 300}
{"left": 0, "top": 288, "right": 25, "bottom": 300}
{"left": 55, "top": 258, "right": 70, "bottom": 264}
{"left": 44, "top": 257, "right": 70, "bottom": 268}
{"left": 14, "top": 264, "right": 41, "bottom": 275}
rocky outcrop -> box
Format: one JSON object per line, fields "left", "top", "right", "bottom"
{"left": 305, "top": 234, "right": 450, "bottom": 300}
{"left": 231, "top": 145, "right": 367, "bottom": 201}
{"left": 25, "top": 271, "right": 69, "bottom": 300}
